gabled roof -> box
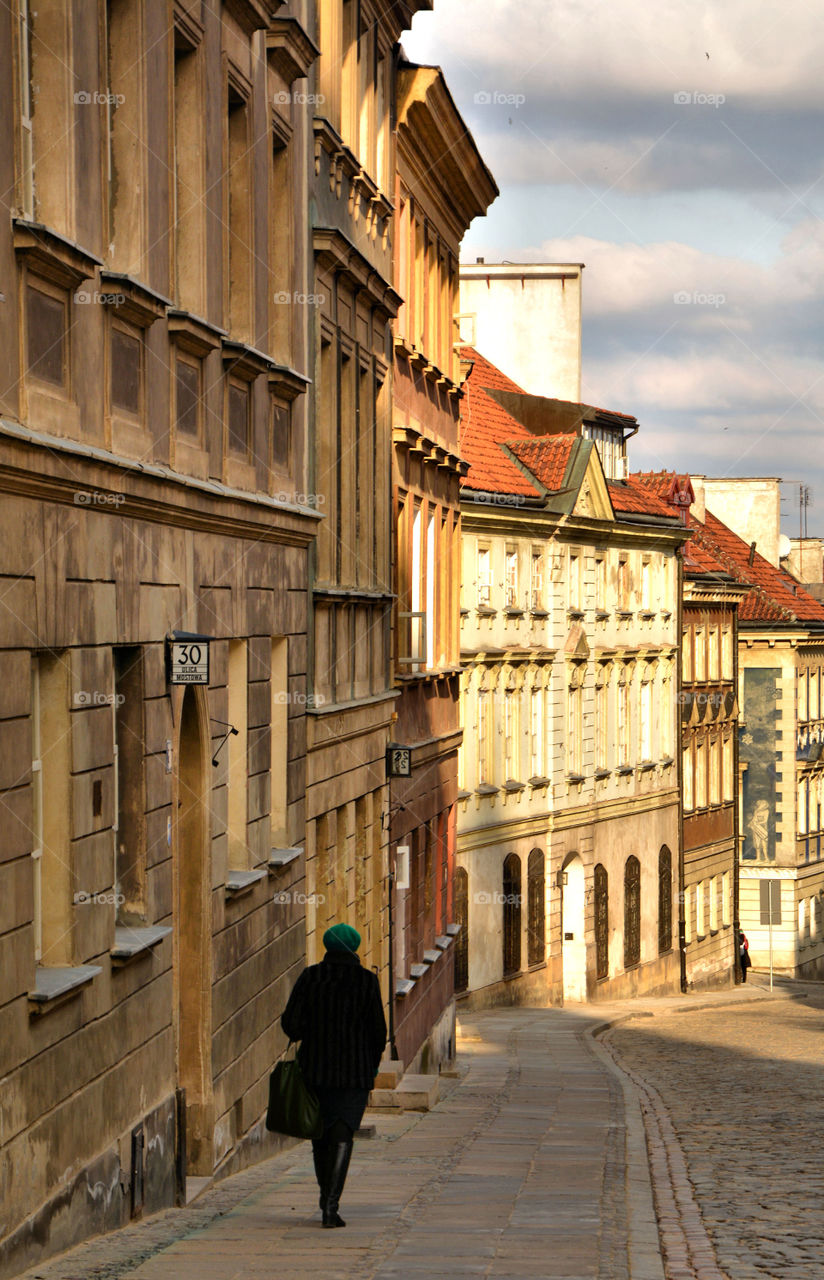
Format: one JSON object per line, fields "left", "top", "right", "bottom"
{"left": 607, "top": 479, "right": 674, "bottom": 517}
{"left": 459, "top": 347, "right": 540, "bottom": 497}
{"left": 634, "top": 471, "right": 824, "bottom": 626}
{"left": 505, "top": 435, "right": 577, "bottom": 494}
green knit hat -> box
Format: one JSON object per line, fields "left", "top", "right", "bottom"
{"left": 323, "top": 922, "right": 361, "bottom": 953}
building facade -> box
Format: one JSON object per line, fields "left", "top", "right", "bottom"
{"left": 0, "top": 2, "right": 321, "bottom": 1273}
{"left": 682, "top": 480, "right": 824, "bottom": 978}
{"left": 455, "top": 350, "right": 686, "bottom": 1007}
{"left": 388, "top": 63, "right": 497, "bottom": 1068}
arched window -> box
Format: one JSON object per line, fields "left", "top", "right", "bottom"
{"left": 454, "top": 867, "right": 468, "bottom": 993}
{"left": 624, "top": 855, "right": 641, "bottom": 968}
{"left": 595, "top": 864, "right": 609, "bottom": 979}
{"left": 503, "top": 853, "right": 522, "bottom": 976}
{"left": 527, "top": 849, "right": 545, "bottom": 967}
{"left": 658, "top": 846, "right": 673, "bottom": 954}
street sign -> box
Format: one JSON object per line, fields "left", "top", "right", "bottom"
{"left": 387, "top": 744, "right": 412, "bottom": 777}
{"left": 167, "top": 633, "right": 211, "bottom": 685}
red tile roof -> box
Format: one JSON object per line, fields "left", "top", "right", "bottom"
{"left": 459, "top": 347, "right": 539, "bottom": 496}
{"left": 505, "top": 435, "right": 576, "bottom": 492}
{"left": 634, "top": 471, "right": 824, "bottom": 626}
{"left": 607, "top": 478, "right": 675, "bottom": 517}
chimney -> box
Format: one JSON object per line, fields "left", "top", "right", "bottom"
{"left": 689, "top": 474, "right": 706, "bottom": 524}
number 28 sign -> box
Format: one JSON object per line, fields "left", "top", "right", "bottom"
{"left": 167, "top": 633, "right": 211, "bottom": 685}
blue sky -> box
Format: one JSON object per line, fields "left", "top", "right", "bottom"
{"left": 403, "top": 0, "right": 824, "bottom": 535}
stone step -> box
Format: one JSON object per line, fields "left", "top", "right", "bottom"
{"left": 373, "top": 1058, "right": 404, "bottom": 1089}
{"left": 368, "top": 1071, "right": 440, "bottom": 1113}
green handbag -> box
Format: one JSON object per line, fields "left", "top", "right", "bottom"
{"left": 266, "top": 1043, "right": 323, "bottom": 1139}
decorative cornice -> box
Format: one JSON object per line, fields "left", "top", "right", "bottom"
{"left": 223, "top": 0, "right": 283, "bottom": 37}
{"left": 266, "top": 16, "right": 320, "bottom": 83}
{"left": 313, "top": 227, "right": 401, "bottom": 319}
{"left": 99, "top": 271, "right": 172, "bottom": 327}
{"left": 13, "top": 219, "right": 102, "bottom": 289}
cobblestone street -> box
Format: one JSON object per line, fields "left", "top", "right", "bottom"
{"left": 607, "top": 980, "right": 824, "bottom": 1280}
{"left": 15, "top": 984, "right": 823, "bottom": 1280}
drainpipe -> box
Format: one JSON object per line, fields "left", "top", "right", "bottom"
{"left": 676, "top": 546, "right": 688, "bottom": 993}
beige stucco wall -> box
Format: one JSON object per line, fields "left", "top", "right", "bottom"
{"left": 700, "top": 477, "right": 782, "bottom": 568}
{"left": 459, "top": 263, "right": 583, "bottom": 401}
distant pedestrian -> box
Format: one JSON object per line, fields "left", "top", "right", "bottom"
{"left": 739, "top": 930, "right": 752, "bottom": 982}
{"left": 281, "top": 922, "right": 387, "bottom": 1228}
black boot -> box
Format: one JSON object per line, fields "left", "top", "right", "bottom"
{"left": 312, "top": 1138, "right": 330, "bottom": 1210}
{"left": 321, "top": 1139, "right": 353, "bottom": 1228}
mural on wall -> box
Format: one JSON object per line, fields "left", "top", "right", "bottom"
{"left": 741, "top": 668, "right": 781, "bottom": 862}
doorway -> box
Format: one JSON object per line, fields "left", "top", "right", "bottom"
{"left": 562, "top": 854, "right": 587, "bottom": 1002}
{"left": 174, "top": 686, "right": 213, "bottom": 1175}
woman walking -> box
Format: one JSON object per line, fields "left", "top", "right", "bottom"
{"left": 281, "top": 922, "right": 387, "bottom": 1228}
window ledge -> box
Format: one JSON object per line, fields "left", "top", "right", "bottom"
{"left": 567, "top": 609, "right": 585, "bottom": 621}
{"left": 446, "top": 922, "right": 462, "bottom": 937}
{"left": 111, "top": 925, "right": 172, "bottom": 965}
{"left": 268, "top": 846, "right": 302, "bottom": 870}
{"left": 594, "top": 768, "right": 611, "bottom": 780}
{"left": 528, "top": 775, "right": 550, "bottom": 788}
{"left": 477, "top": 783, "right": 499, "bottom": 796}
{"left": 616, "top": 610, "right": 634, "bottom": 620}
{"left": 530, "top": 608, "right": 549, "bottom": 619}
{"left": 423, "top": 949, "right": 441, "bottom": 964}
{"left": 638, "top": 610, "right": 656, "bottom": 620}
{"left": 14, "top": 219, "right": 103, "bottom": 289}
{"left": 456, "top": 789, "right": 472, "bottom": 802}
{"left": 616, "top": 765, "right": 634, "bottom": 776}
{"left": 409, "top": 962, "right": 428, "bottom": 979}
{"left": 595, "top": 610, "right": 610, "bottom": 621}
{"left": 660, "top": 756, "right": 674, "bottom": 766}
{"left": 505, "top": 607, "right": 525, "bottom": 617}
{"left": 566, "top": 772, "right": 585, "bottom": 784}
{"left": 395, "top": 977, "right": 416, "bottom": 997}
{"left": 504, "top": 779, "right": 526, "bottom": 792}
{"left": 29, "top": 964, "right": 102, "bottom": 1011}
{"left": 477, "top": 606, "right": 497, "bottom": 617}
{"left": 226, "top": 868, "right": 267, "bottom": 898}
{"left": 435, "top": 934, "right": 453, "bottom": 950}
{"left": 637, "top": 761, "right": 656, "bottom": 773}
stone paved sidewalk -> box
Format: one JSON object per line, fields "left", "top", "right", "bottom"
{"left": 17, "top": 1006, "right": 658, "bottom": 1280}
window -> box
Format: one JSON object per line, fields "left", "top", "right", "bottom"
{"left": 624, "top": 856, "right": 641, "bottom": 968}
{"left": 641, "top": 560, "right": 651, "bottom": 610}
{"left": 567, "top": 681, "right": 583, "bottom": 774}
{"left": 696, "top": 739, "right": 708, "bottom": 807}
{"left": 113, "top": 648, "right": 145, "bottom": 923}
{"left": 568, "top": 553, "right": 581, "bottom": 611}
{"left": 811, "top": 669, "right": 821, "bottom": 721}
{"left": 426, "top": 511, "right": 436, "bottom": 669}
{"left": 502, "top": 853, "right": 522, "bottom": 975}
{"left": 595, "top": 557, "right": 606, "bottom": 611}
{"left": 798, "top": 781, "right": 808, "bottom": 835}
{"left": 722, "top": 871, "right": 731, "bottom": 926}
{"left": 175, "top": 354, "right": 201, "bottom": 438}
{"left": 272, "top": 401, "right": 292, "bottom": 473}
{"left": 270, "top": 638, "right": 288, "bottom": 845}
{"left": 227, "top": 80, "right": 252, "bottom": 337}
{"left": 683, "top": 742, "right": 694, "bottom": 811}
{"left": 228, "top": 379, "right": 250, "bottom": 455}
{"left": 640, "top": 678, "right": 653, "bottom": 760}
{"left": 527, "top": 849, "right": 545, "bottom": 967}
{"left": 658, "top": 847, "right": 672, "bottom": 954}
{"left": 696, "top": 881, "right": 706, "bottom": 937}
{"left": 17, "top": 0, "right": 34, "bottom": 218}
{"left": 660, "top": 675, "right": 673, "bottom": 758}
{"left": 722, "top": 735, "right": 734, "bottom": 803}
{"left": 798, "top": 669, "right": 809, "bottom": 723}
{"left": 504, "top": 689, "right": 518, "bottom": 780}
{"left": 454, "top": 867, "right": 468, "bottom": 992}
{"left": 595, "top": 680, "right": 608, "bottom": 770}
{"left": 227, "top": 639, "right": 249, "bottom": 869}
{"left": 530, "top": 550, "right": 544, "bottom": 611}
{"left": 173, "top": 33, "right": 205, "bottom": 314}
{"left": 505, "top": 548, "right": 518, "bottom": 608}
{"left": 32, "top": 653, "right": 71, "bottom": 965}
{"left": 709, "top": 875, "right": 718, "bottom": 931}
{"left": 530, "top": 686, "right": 544, "bottom": 778}
{"left": 721, "top": 626, "right": 734, "bottom": 680}
{"left": 477, "top": 689, "right": 491, "bottom": 784}
{"left": 685, "top": 886, "right": 693, "bottom": 944}
{"left": 708, "top": 626, "right": 720, "bottom": 681}
{"left": 618, "top": 557, "right": 630, "bottom": 611}
{"left": 709, "top": 735, "right": 721, "bottom": 806}
{"left": 477, "top": 546, "right": 492, "bottom": 607}
{"left": 27, "top": 281, "right": 66, "bottom": 388}
{"left": 595, "top": 864, "right": 609, "bottom": 978}
{"left": 694, "top": 626, "right": 707, "bottom": 682}
{"left": 682, "top": 625, "right": 693, "bottom": 683}
{"left": 618, "top": 672, "right": 631, "bottom": 766}
{"left": 111, "top": 322, "right": 142, "bottom": 416}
